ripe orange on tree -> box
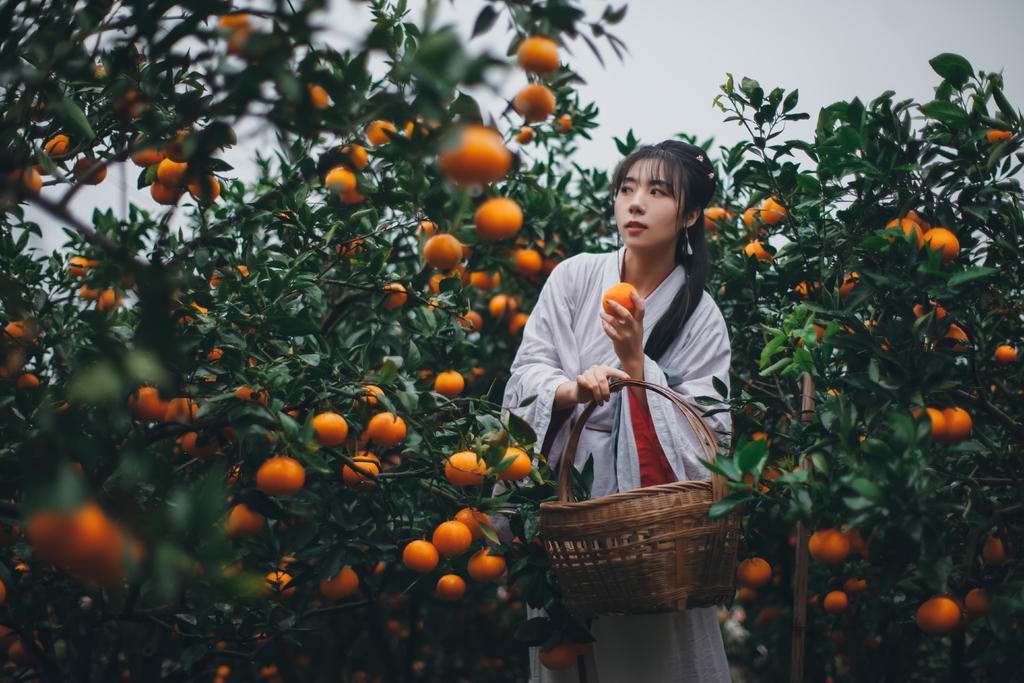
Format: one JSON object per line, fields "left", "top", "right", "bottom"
{"left": 474, "top": 197, "right": 523, "bottom": 242}
{"left": 736, "top": 557, "right": 772, "bottom": 588}
{"left": 497, "top": 447, "right": 532, "bottom": 481}
{"left": 943, "top": 323, "right": 969, "bottom": 351}
{"left": 602, "top": 282, "right": 638, "bottom": 314}
{"left": 340, "top": 143, "right": 368, "bottom": 171}
{"left": 325, "top": 166, "right": 356, "bottom": 195}
{"left": 44, "top": 134, "right": 70, "bottom": 156}
{"left": 916, "top": 595, "right": 962, "bottom": 635}
{"left": 235, "top": 385, "right": 268, "bottom": 406}
{"left": 555, "top": 113, "right": 572, "bottom": 133}
{"left": 914, "top": 406, "right": 947, "bottom": 442}
{"left": 488, "top": 294, "right": 516, "bottom": 317}
{"left": 940, "top": 407, "right": 971, "bottom": 443}
{"left": 366, "top": 119, "right": 397, "bottom": 145}
{"left": 514, "top": 248, "right": 543, "bottom": 277}
{"left": 127, "top": 386, "right": 168, "bottom": 421}
{"left": 151, "top": 180, "right": 183, "bottom": 205}
{"left": 461, "top": 310, "right": 483, "bottom": 332}
{"left": 423, "top": 233, "right": 464, "bottom": 270}
{"left": 266, "top": 570, "right": 295, "bottom": 598}
{"left": 402, "top": 539, "right": 440, "bottom": 573}
{"left": 838, "top": 272, "right": 859, "bottom": 299}
{"left": 986, "top": 129, "right": 1012, "bottom": 143}
{"left": 164, "top": 397, "right": 197, "bottom": 424}
{"left": 432, "top": 520, "right": 473, "bottom": 557}
{"left": 7, "top": 167, "right": 42, "bottom": 195}
{"left": 469, "top": 270, "right": 500, "bottom": 290}
{"left": 758, "top": 197, "right": 787, "bottom": 225}
{"left": 466, "top": 547, "right": 506, "bottom": 582}
{"left": 319, "top": 567, "right": 359, "bottom": 600}
{"left": 516, "top": 36, "right": 560, "bottom": 75}
{"left": 179, "top": 431, "right": 219, "bottom": 459}
{"left": 515, "top": 126, "right": 535, "bottom": 144}
{"left": 366, "top": 411, "right": 406, "bottom": 446}
{"left": 308, "top": 83, "right": 329, "bottom": 109}
{"left": 808, "top": 528, "right": 851, "bottom": 564}
{"left": 509, "top": 311, "right": 529, "bottom": 335}
{"left": 982, "top": 535, "right": 1006, "bottom": 565}
{"left": 455, "top": 508, "right": 491, "bottom": 541}
{"left": 995, "top": 344, "right": 1017, "bottom": 365}
{"left": 130, "top": 145, "right": 164, "bottom": 167}
{"left": 436, "top": 573, "right": 466, "bottom": 601}
{"left": 438, "top": 124, "right": 511, "bottom": 186}
{"left": 156, "top": 158, "right": 188, "bottom": 186}
{"left": 445, "top": 450, "right": 487, "bottom": 486}
{"left": 342, "top": 452, "right": 380, "bottom": 489}
{"left": 743, "top": 241, "right": 772, "bottom": 261}
{"left": 225, "top": 503, "right": 265, "bottom": 538}
{"left": 433, "top": 370, "right": 465, "bottom": 397}
{"left": 512, "top": 83, "right": 556, "bottom": 122}
{"left": 68, "top": 255, "right": 98, "bottom": 277}
{"left": 923, "top": 227, "right": 959, "bottom": 263}
{"left": 382, "top": 283, "right": 407, "bottom": 309}
{"left": 187, "top": 175, "right": 220, "bottom": 204}
{"left": 256, "top": 456, "right": 306, "bottom": 496}
{"left": 885, "top": 217, "right": 925, "bottom": 248}
{"left": 73, "top": 158, "right": 106, "bottom": 184}
{"left": 964, "top": 588, "right": 991, "bottom": 617}
{"left": 313, "top": 412, "right": 348, "bottom": 447}
{"left": 16, "top": 373, "right": 40, "bottom": 389}
{"left": 913, "top": 301, "right": 947, "bottom": 320}
{"left": 843, "top": 576, "right": 867, "bottom": 595}
{"left": 823, "top": 590, "right": 850, "bottom": 615}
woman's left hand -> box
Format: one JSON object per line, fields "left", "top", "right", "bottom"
{"left": 601, "top": 290, "right": 645, "bottom": 372}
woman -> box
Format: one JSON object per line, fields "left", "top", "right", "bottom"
{"left": 503, "top": 140, "right": 732, "bottom": 682}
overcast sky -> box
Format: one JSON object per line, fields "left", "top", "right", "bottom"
{"left": 27, "top": 0, "right": 1024, "bottom": 250}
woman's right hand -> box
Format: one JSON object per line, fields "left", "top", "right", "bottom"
{"left": 573, "top": 364, "right": 631, "bottom": 406}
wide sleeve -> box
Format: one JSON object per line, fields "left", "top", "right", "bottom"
{"left": 615, "top": 292, "right": 731, "bottom": 489}
{"left": 502, "top": 260, "right": 584, "bottom": 472}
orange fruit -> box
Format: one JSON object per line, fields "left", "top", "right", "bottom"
{"left": 433, "top": 370, "right": 465, "bottom": 398}
{"left": 469, "top": 270, "right": 500, "bottom": 290}
{"left": 497, "top": 447, "right": 532, "bottom": 481}
{"left": 512, "top": 84, "right": 556, "bottom": 122}
{"left": 759, "top": 197, "right": 787, "bottom": 225}
{"left": 187, "top": 175, "right": 220, "bottom": 204}
{"left": 340, "top": 144, "right": 368, "bottom": 171}
{"left": 516, "top": 36, "right": 560, "bottom": 75}
{"left": 995, "top": 344, "right": 1017, "bottom": 365}
{"left": 742, "top": 206, "right": 759, "bottom": 229}
{"left": 206, "top": 347, "right": 224, "bottom": 361}
{"left": 982, "top": 536, "right": 1006, "bottom": 565}
{"left": 913, "top": 301, "right": 947, "bottom": 320}
{"left": 313, "top": 412, "right": 349, "bottom": 447}
{"left": 68, "top": 255, "right": 98, "bottom": 277}
{"left": 417, "top": 220, "right": 438, "bottom": 238}
{"left": 941, "top": 407, "right": 971, "bottom": 443}
{"left": 156, "top": 158, "right": 188, "bottom": 186}
{"left": 402, "top": 539, "right": 439, "bottom": 572}
{"left": 16, "top": 373, "right": 39, "bottom": 389}
{"left": 127, "top": 386, "right": 168, "bottom": 421}
{"left": 436, "top": 573, "right": 466, "bottom": 601}
{"left": 366, "top": 120, "right": 397, "bottom": 145}
{"left": 423, "top": 233, "right": 464, "bottom": 270}
{"left": 986, "top": 129, "right": 1013, "bottom": 143}
{"left": 131, "top": 146, "right": 165, "bottom": 168}
{"left": 923, "top": 227, "right": 959, "bottom": 263}
{"left": 319, "top": 567, "right": 359, "bottom": 600}
{"left": 73, "top": 157, "right": 106, "bottom": 184}
{"left": 916, "top": 595, "right": 962, "bottom": 635}
{"left": 8, "top": 167, "right": 42, "bottom": 195}
{"left": 382, "top": 282, "right": 407, "bottom": 308}
{"left": 455, "top": 508, "right": 491, "bottom": 541}
{"left": 235, "top": 385, "right": 268, "bottom": 406}
{"left": 439, "top": 124, "right": 511, "bottom": 186}
{"left": 515, "top": 126, "right": 535, "bottom": 144}
{"left": 508, "top": 311, "right": 529, "bottom": 335}
{"left": 339, "top": 186, "right": 365, "bottom": 204}
{"left": 357, "top": 385, "right": 385, "bottom": 406}
{"left": 808, "top": 528, "right": 850, "bottom": 565}
{"left": 474, "top": 197, "right": 523, "bottom": 242}
{"left": 704, "top": 206, "right": 735, "bottom": 230}
{"left": 964, "top": 588, "right": 991, "bottom": 617}
{"left": 0, "top": 579, "right": 5, "bottom": 605}
{"left": 538, "top": 641, "right": 582, "bottom": 670}
{"left": 466, "top": 547, "right": 506, "bottom": 582}
{"left": 943, "top": 323, "right": 969, "bottom": 351}
{"left": 736, "top": 557, "right": 772, "bottom": 588}
{"left": 342, "top": 452, "right": 380, "bottom": 489}
{"left": 225, "top": 503, "right": 265, "bottom": 538}
{"left": 150, "top": 180, "right": 184, "bottom": 205}
{"left": 838, "top": 272, "right": 859, "bottom": 299}
{"left": 366, "top": 412, "right": 406, "bottom": 446}
{"left": 555, "top": 113, "right": 572, "bottom": 133}
{"left": 256, "top": 456, "right": 306, "bottom": 496}
{"left": 179, "top": 431, "right": 219, "bottom": 459}
{"left": 885, "top": 217, "right": 925, "bottom": 248}
{"left": 823, "top": 590, "right": 849, "bottom": 615}
{"left": 164, "top": 397, "right": 197, "bottom": 424}
{"left": 44, "top": 134, "right": 70, "bottom": 157}
{"left": 915, "top": 406, "right": 947, "bottom": 442}
{"left": 266, "top": 570, "right": 295, "bottom": 598}
{"left": 461, "top": 310, "right": 483, "bottom": 332}
{"left": 602, "top": 282, "right": 638, "bottom": 315}
{"left": 432, "top": 520, "right": 473, "bottom": 557}
{"left": 843, "top": 576, "right": 867, "bottom": 595}
{"left": 488, "top": 294, "right": 516, "bottom": 317}
{"left": 325, "top": 166, "right": 357, "bottom": 195}
{"left": 743, "top": 241, "right": 772, "bottom": 261}
{"left": 445, "top": 450, "right": 487, "bottom": 486}
{"left": 514, "top": 248, "right": 543, "bottom": 277}
{"left": 308, "top": 84, "right": 329, "bottom": 109}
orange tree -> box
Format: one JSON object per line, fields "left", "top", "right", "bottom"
{"left": 0, "top": 0, "right": 627, "bottom": 680}
{"left": 705, "top": 54, "right": 1022, "bottom": 681}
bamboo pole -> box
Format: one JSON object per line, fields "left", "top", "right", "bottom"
{"left": 791, "top": 373, "right": 815, "bottom": 683}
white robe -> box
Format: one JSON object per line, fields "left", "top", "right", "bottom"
{"left": 503, "top": 247, "right": 732, "bottom": 683}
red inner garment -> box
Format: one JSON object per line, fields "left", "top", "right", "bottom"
{"left": 628, "top": 389, "right": 676, "bottom": 486}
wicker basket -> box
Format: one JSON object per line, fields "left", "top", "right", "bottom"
{"left": 539, "top": 378, "right": 740, "bottom": 617}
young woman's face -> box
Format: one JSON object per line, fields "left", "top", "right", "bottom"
{"left": 613, "top": 158, "right": 688, "bottom": 253}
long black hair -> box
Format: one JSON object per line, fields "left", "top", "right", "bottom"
{"left": 611, "top": 140, "right": 717, "bottom": 361}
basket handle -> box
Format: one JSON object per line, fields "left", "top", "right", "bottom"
{"left": 556, "top": 378, "right": 725, "bottom": 504}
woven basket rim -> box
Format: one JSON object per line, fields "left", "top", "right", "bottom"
{"left": 539, "top": 477, "right": 712, "bottom": 513}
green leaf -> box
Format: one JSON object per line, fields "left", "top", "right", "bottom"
{"left": 735, "top": 439, "right": 768, "bottom": 475}
{"left": 848, "top": 478, "right": 881, "bottom": 502}
{"left": 947, "top": 267, "right": 997, "bottom": 287}
{"left": 919, "top": 101, "right": 970, "bottom": 126}
{"left": 709, "top": 491, "right": 753, "bottom": 518}
{"left": 50, "top": 96, "right": 95, "bottom": 141}
{"left": 929, "top": 53, "right": 973, "bottom": 89}
{"left": 507, "top": 412, "right": 537, "bottom": 447}
{"left": 782, "top": 89, "right": 799, "bottom": 113}
{"left": 472, "top": 6, "right": 497, "bottom": 37}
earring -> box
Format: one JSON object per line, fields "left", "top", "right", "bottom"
{"left": 684, "top": 228, "right": 693, "bottom": 255}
